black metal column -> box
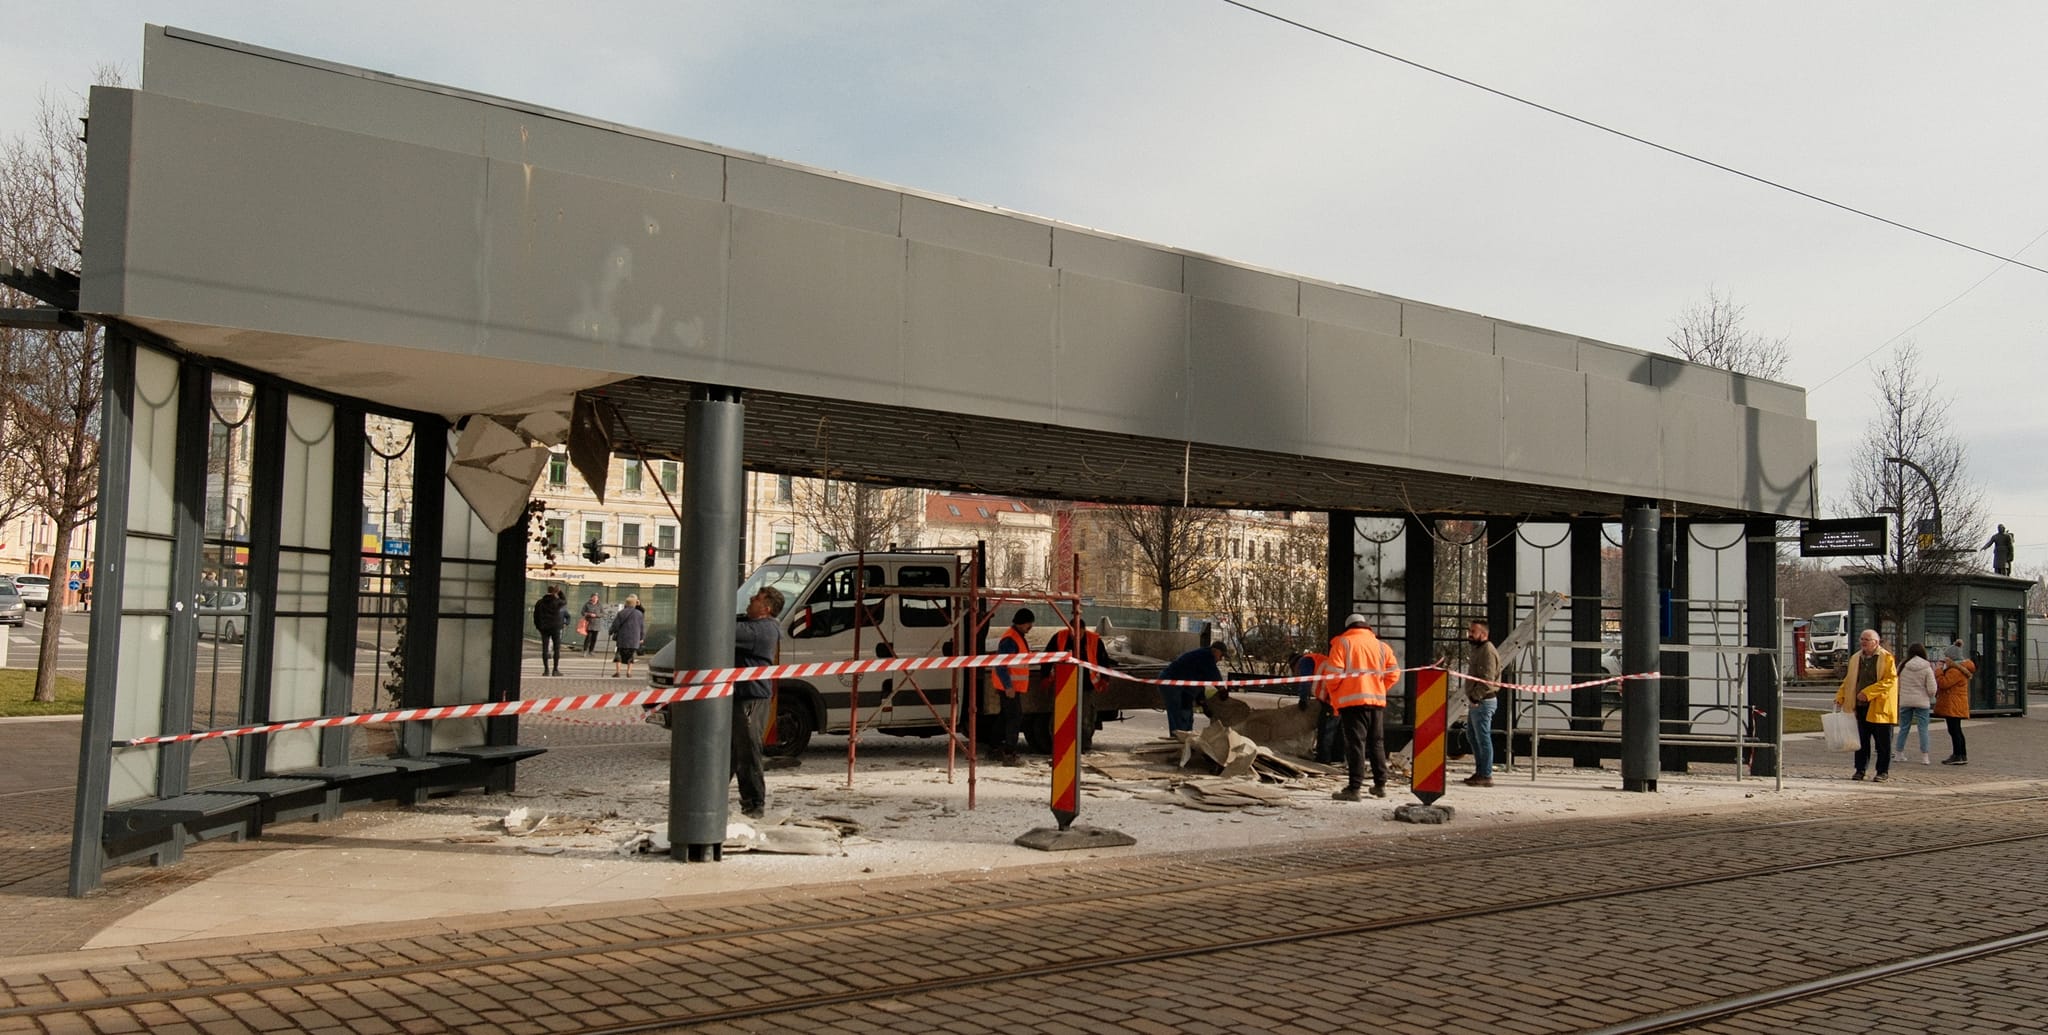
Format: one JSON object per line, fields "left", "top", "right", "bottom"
{"left": 1661, "top": 517, "right": 1691, "bottom": 773}
{"left": 1569, "top": 518, "right": 1605, "bottom": 768}
{"left": 155, "top": 362, "right": 212, "bottom": 808}
{"left": 1402, "top": 516, "right": 1435, "bottom": 727}
{"left": 486, "top": 522, "right": 528, "bottom": 762}
{"left": 671, "top": 386, "right": 745, "bottom": 862}
{"left": 238, "top": 382, "right": 288, "bottom": 777}
{"left": 1327, "top": 511, "right": 1356, "bottom": 643}
{"left": 68, "top": 333, "right": 138, "bottom": 896}
{"left": 399, "top": 417, "right": 448, "bottom": 758}
{"left": 1485, "top": 518, "right": 1516, "bottom": 767}
{"left": 1621, "top": 498, "right": 1660, "bottom": 792}
{"left": 320, "top": 407, "right": 366, "bottom": 767}
{"left": 1746, "top": 517, "right": 1781, "bottom": 777}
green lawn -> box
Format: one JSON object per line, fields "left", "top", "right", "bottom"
{"left": 0, "top": 670, "right": 86, "bottom": 717}
{"left": 1782, "top": 707, "right": 1823, "bottom": 735}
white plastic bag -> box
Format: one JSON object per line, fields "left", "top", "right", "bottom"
{"left": 1821, "top": 710, "right": 1859, "bottom": 753}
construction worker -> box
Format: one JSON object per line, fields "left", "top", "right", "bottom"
{"left": 1159, "top": 642, "right": 1229, "bottom": 736}
{"left": 1044, "top": 622, "right": 1118, "bottom": 744}
{"left": 1322, "top": 613, "right": 1399, "bottom": 800}
{"left": 989, "top": 608, "right": 1034, "bottom": 766}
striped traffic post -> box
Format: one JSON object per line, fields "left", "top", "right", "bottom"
{"left": 1411, "top": 665, "right": 1447, "bottom": 805}
{"left": 1049, "top": 661, "right": 1080, "bottom": 830}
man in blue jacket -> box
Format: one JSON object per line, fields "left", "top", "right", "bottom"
{"left": 1158, "top": 643, "right": 1228, "bottom": 736}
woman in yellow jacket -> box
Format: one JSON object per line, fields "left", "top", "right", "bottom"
{"left": 1834, "top": 628, "right": 1898, "bottom": 782}
{"left": 1933, "top": 656, "right": 1975, "bottom": 766}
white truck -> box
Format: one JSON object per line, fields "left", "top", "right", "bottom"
{"left": 1806, "top": 609, "right": 1849, "bottom": 672}
{"left": 645, "top": 550, "right": 1155, "bottom": 757}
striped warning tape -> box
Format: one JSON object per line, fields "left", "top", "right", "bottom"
{"left": 113, "top": 649, "right": 1662, "bottom": 747}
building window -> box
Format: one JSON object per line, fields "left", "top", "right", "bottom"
{"left": 621, "top": 523, "right": 642, "bottom": 550}
{"left": 820, "top": 534, "right": 838, "bottom": 551}
{"left": 772, "top": 531, "right": 792, "bottom": 555}
{"left": 657, "top": 525, "right": 677, "bottom": 554}
{"left": 1230, "top": 538, "right": 1241, "bottom": 559}
{"left": 1005, "top": 544, "right": 1025, "bottom": 582}
{"left": 545, "top": 518, "right": 565, "bottom": 552}
{"left": 623, "top": 460, "right": 643, "bottom": 491}
{"left": 824, "top": 481, "right": 839, "bottom": 506}
{"left": 548, "top": 451, "right": 567, "bottom": 487}
{"left": 947, "top": 504, "right": 961, "bottom": 516}
{"left": 776, "top": 475, "right": 793, "bottom": 502}
{"left": 976, "top": 507, "right": 991, "bottom": 519}
{"left": 660, "top": 462, "right": 678, "bottom": 493}
{"left": 583, "top": 519, "right": 604, "bottom": 549}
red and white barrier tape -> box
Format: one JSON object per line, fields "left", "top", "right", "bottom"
{"left": 114, "top": 649, "right": 1663, "bottom": 747}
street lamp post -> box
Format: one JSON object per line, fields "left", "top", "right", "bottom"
{"left": 1883, "top": 455, "right": 1944, "bottom": 556}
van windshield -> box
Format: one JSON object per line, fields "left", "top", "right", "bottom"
{"left": 737, "top": 562, "right": 818, "bottom": 617}
{"left": 1809, "top": 613, "right": 1845, "bottom": 636}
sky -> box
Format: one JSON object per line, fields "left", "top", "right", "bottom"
{"left": 3, "top": 1, "right": 2044, "bottom": 573}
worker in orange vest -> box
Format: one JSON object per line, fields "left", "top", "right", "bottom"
{"left": 989, "top": 608, "right": 1035, "bottom": 766}
{"left": 1321, "top": 613, "right": 1399, "bottom": 800}
{"left": 1043, "top": 622, "right": 1117, "bottom": 750}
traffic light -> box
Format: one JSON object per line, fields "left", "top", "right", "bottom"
{"left": 584, "top": 540, "right": 610, "bottom": 565}
{"left": 644, "top": 544, "right": 657, "bottom": 568}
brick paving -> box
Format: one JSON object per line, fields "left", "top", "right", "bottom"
{"left": 0, "top": 701, "right": 2042, "bottom": 1032}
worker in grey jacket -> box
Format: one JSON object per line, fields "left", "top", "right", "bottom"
{"left": 1462, "top": 620, "right": 1503, "bottom": 787}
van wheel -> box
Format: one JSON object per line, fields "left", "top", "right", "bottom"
{"left": 764, "top": 697, "right": 813, "bottom": 759}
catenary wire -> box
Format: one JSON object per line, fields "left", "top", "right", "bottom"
{"left": 1216, "top": 1, "right": 2048, "bottom": 279}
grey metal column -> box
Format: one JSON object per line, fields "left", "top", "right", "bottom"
{"left": 1745, "top": 517, "right": 1781, "bottom": 777}
{"left": 399, "top": 417, "right": 447, "bottom": 759}
{"left": 68, "top": 332, "right": 137, "bottom": 896}
{"left": 155, "top": 362, "right": 212, "bottom": 809}
{"left": 486, "top": 522, "right": 528, "bottom": 756}
{"left": 238, "top": 382, "right": 288, "bottom": 778}
{"left": 1661, "top": 516, "right": 1691, "bottom": 773}
{"left": 671, "top": 386, "right": 745, "bottom": 862}
{"left": 319, "top": 407, "right": 366, "bottom": 766}
{"left": 1621, "top": 498, "right": 1660, "bottom": 792}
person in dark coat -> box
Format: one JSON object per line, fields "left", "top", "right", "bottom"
{"left": 610, "top": 594, "right": 646, "bottom": 678}
{"left": 531, "top": 586, "right": 565, "bottom": 676}
{"left": 731, "top": 587, "right": 785, "bottom": 818}
{"left": 1158, "top": 643, "right": 1228, "bottom": 736}
{"left": 580, "top": 593, "right": 603, "bottom": 653}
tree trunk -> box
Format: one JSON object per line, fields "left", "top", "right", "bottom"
{"left": 31, "top": 521, "right": 77, "bottom": 703}
{"left": 1155, "top": 584, "right": 1172, "bottom": 631}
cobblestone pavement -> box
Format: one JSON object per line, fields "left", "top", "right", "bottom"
{"left": 0, "top": 699, "right": 2040, "bottom": 1033}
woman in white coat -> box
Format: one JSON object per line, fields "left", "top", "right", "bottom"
{"left": 1892, "top": 643, "right": 1937, "bottom": 766}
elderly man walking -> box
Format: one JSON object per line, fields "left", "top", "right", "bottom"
{"left": 1834, "top": 628, "right": 1898, "bottom": 783}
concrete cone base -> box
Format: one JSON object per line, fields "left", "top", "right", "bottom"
{"left": 1014, "top": 825, "right": 1137, "bottom": 851}
{"left": 1393, "top": 803, "right": 1456, "bottom": 824}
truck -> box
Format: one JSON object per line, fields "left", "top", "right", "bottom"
{"left": 1806, "top": 610, "right": 1849, "bottom": 672}
{"left": 644, "top": 550, "right": 1162, "bottom": 758}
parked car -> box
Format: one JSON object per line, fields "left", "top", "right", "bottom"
{"left": 197, "top": 589, "right": 248, "bottom": 643}
{"left": 10, "top": 574, "right": 50, "bottom": 611}
{"left": 0, "top": 577, "right": 23, "bottom": 626}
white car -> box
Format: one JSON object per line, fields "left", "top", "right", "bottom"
{"left": 10, "top": 574, "right": 50, "bottom": 611}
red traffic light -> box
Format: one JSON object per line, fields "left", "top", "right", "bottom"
{"left": 644, "top": 544, "right": 657, "bottom": 567}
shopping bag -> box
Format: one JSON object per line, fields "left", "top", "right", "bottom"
{"left": 1820, "top": 710, "right": 1859, "bottom": 753}
{"left": 576, "top": 618, "right": 589, "bottom": 636}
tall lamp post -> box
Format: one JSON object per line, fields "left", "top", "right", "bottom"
{"left": 1883, "top": 455, "right": 1944, "bottom": 557}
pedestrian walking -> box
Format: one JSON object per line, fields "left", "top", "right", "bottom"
{"left": 610, "top": 594, "right": 646, "bottom": 678}
{"left": 1891, "top": 644, "right": 1935, "bottom": 765}
{"left": 1158, "top": 642, "right": 1229, "bottom": 738}
{"left": 580, "top": 593, "right": 603, "bottom": 653}
{"left": 1322, "top": 614, "right": 1398, "bottom": 801}
{"left": 731, "top": 586, "right": 784, "bottom": 818}
{"left": 1934, "top": 656, "right": 1975, "bottom": 765}
{"left": 1459, "top": 620, "right": 1503, "bottom": 787}
{"left": 1834, "top": 628, "right": 1898, "bottom": 783}
{"left": 531, "top": 585, "right": 566, "bottom": 676}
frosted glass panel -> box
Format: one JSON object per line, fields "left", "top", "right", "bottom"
{"left": 438, "top": 560, "right": 496, "bottom": 617}
{"left": 276, "top": 552, "right": 332, "bottom": 613}
{"left": 1514, "top": 522, "right": 1575, "bottom": 727}
{"left": 429, "top": 616, "right": 491, "bottom": 749}
{"left": 1685, "top": 523, "right": 1748, "bottom": 735}
{"left": 281, "top": 397, "right": 335, "bottom": 549}
{"left": 126, "top": 348, "right": 181, "bottom": 537}
{"left": 108, "top": 615, "right": 171, "bottom": 802}
{"left": 122, "top": 537, "right": 174, "bottom": 613}
{"left": 440, "top": 435, "right": 497, "bottom": 560}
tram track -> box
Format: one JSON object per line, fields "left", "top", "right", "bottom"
{"left": 1, "top": 792, "right": 2043, "bottom": 1032}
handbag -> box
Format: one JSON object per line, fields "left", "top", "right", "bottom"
{"left": 1820, "top": 709, "right": 1859, "bottom": 753}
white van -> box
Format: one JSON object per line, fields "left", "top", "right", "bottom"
{"left": 646, "top": 550, "right": 979, "bottom": 755}
{"left": 1806, "top": 610, "right": 1849, "bottom": 671}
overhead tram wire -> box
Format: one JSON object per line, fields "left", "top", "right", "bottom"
{"left": 1216, "top": 0, "right": 2048, "bottom": 279}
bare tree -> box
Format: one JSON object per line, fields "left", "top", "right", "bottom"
{"left": 1839, "top": 341, "right": 1987, "bottom": 642}
{"left": 1103, "top": 505, "right": 1228, "bottom": 629}
{"left": 1778, "top": 556, "right": 1850, "bottom": 619}
{"left": 2, "top": 85, "right": 106, "bottom": 703}
{"left": 1207, "top": 516, "right": 1326, "bottom": 668}
{"left": 1667, "top": 287, "right": 1790, "bottom": 381}
{"left": 792, "top": 478, "right": 922, "bottom": 554}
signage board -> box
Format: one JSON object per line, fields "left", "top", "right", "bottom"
{"left": 1800, "top": 517, "right": 1887, "bottom": 558}
{"left": 383, "top": 539, "right": 412, "bottom": 556}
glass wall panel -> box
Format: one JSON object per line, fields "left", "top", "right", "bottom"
{"left": 281, "top": 398, "right": 336, "bottom": 550}
{"left": 268, "top": 615, "right": 328, "bottom": 769}
{"left": 429, "top": 616, "right": 492, "bottom": 749}
{"left": 1685, "top": 523, "right": 1748, "bottom": 735}
{"left": 1513, "top": 523, "right": 1574, "bottom": 730}
{"left": 356, "top": 418, "right": 415, "bottom": 755}
{"left": 122, "top": 538, "right": 174, "bottom": 614}
{"left": 107, "top": 616, "right": 170, "bottom": 804}
{"left": 125, "top": 348, "right": 181, "bottom": 537}
{"left": 1350, "top": 517, "right": 1406, "bottom": 646}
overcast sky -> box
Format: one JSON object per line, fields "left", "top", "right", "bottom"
{"left": 4, "top": 2, "right": 2044, "bottom": 571}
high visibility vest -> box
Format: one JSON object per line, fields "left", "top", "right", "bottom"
{"left": 1048, "top": 628, "right": 1109, "bottom": 689}
{"left": 995, "top": 627, "right": 1032, "bottom": 695}
{"left": 1300, "top": 652, "right": 1329, "bottom": 700}
{"left": 1322, "top": 629, "right": 1394, "bottom": 709}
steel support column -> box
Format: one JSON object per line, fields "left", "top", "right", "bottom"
{"left": 671, "top": 386, "right": 745, "bottom": 862}
{"left": 486, "top": 522, "right": 529, "bottom": 760}
{"left": 1621, "top": 498, "right": 1660, "bottom": 792}
{"left": 1326, "top": 511, "right": 1356, "bottom": 643}
{"left": 319, "top": 407, "right": 366, "bottom": 766}
{"left": 1403, "top": 517, "right": 1435, "bottom": 728}
{"left": 239, "top": 382, "right": 288, "bottom": 777}
{"left": 154, "top": 362, "right": 212, "bottom": 810}
{"left": 68, "top": 332, "right": 138, "bottom": 896}
{"left": 399, "top": 417, "right": 448, "bottom": 758}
